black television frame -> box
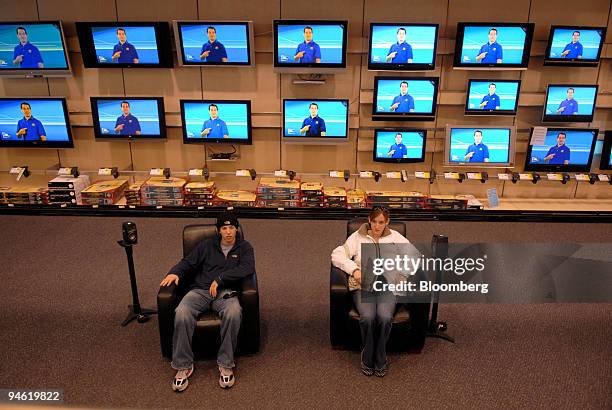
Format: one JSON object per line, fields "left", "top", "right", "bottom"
{"left": 76, "top": 21, "right": 174, "bottom": 68}
{"left": 543, "top": 25, "right": 607, "bottom": 67}
{"left": 542, "top": 84, "right": 598, "bottom": 123}
{"left": 90, "top": 96, "right": 166, "bottom": 141}
{"left": 373, "top": 128, "right": 427, "bottom": 163}
{"left": 524, "top": 127, "right": 599, "bottom": 173}
{"left": 180, "top": 99, "right": 252, "bottom": 145}
{"left": 372, "top": 76, "right": 439, "bottom": 121}
{"left": 464, "top": 79, "right": 521, "bottom": 116}
{"left": 282, "top": 98, "right": 350, "bottom": 143}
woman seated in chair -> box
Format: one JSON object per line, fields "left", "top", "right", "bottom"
{"left": 331, "top": 207, "right": 410, "bottom": 377}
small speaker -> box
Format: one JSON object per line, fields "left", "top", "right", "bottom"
{"left": 122, "top": 221, "right": 138, "bottom": 245}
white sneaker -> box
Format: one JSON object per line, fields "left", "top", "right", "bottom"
{"left": 218, "top": 366, "right": 235, "bottom": 389}
{"left": 172, "top": 365, "right": 193, "bottom": 392}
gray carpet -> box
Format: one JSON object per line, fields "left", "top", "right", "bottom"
{"left": 0, "top": 215, "right": 610, "bottom": 409}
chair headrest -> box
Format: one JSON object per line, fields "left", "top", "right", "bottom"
{"left": 183, "top": 224, "right": 244, "bottom": 257}
{"left": 346, "top": 218, "right": 406, "bottom": 238}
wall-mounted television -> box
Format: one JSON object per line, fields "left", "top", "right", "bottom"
{"left": 453, "top": 22, "right": 534, "bottom": 70}
{"left": 90, "top": 97, "right": 166, "bottom": 140}
{"left": 0, "top": 97, "right": 73, "bottom": 148}
{"left": 273, "top": 20, "right": 347, "bottom": 73}
{"left": 465, "top": 79, "right": 521, "bottom": 116}
{"left": 76, "top": 22, "right": 173, "bottom": 68}
{"left": 373, "top": 129, "right": 427, "bottom": 163}
{"left": 372, "top": 76, "right": 439, "bottom": 121}
{"left": 544, "top": 26, "right": 606, "bottom": 67}
{"left": 599, "top": 131, "right": 612, "bottom": 171}
{"left": 174, "top": 21, "right": 254, "bottom": 67}
{"left": 524, "top": 127, "right": 598, "bottom": 172}
{"left": 283, "top": 99, "right": 349, "bottom": 143}
{"left": 0, "top": 21, "right": 71, "bottom": 77}
{"left": 368, "top": 23, "right": 438, "bottom": 71}
{"left": 181, "top": 100, "right": 252, "bottom": 145}
{"left": 542, "top": 84, "right": 598, "bottom": 123}
{"left": 445, "top": 126, "right": 516, "bottom": 167}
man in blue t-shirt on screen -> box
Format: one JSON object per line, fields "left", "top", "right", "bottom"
{"left": 16, "top": 102, "right": 46, "bottom": 141}
{"left": 464, "top": 130, "right": 489, "bottom": 162}
{"left": 386, "top": 27, "right": 413, "bottom": 64}
{"left": 294, "top": 26, "right": 321, "bottom": 64}
{"left": 544, "top": 132, "right": 571, "bottom": 165}
{"left": 556, "top": 88, "right": 579, "bottom": 115}
{"left": 479, "top": 83, "right": 500, "bottom": 110}
{"left": 560, "top": 31, "right": 583, "bottom": 59}
{"left": 387, "top": 133, "right": 408, "bottom": 159}
{"left": 112, "top": 28, "right": 139, "bottom": 64}
{"left": 200, "top": 26, "right": 228, "bottom": 63}
{"left": 114, "top": 101, "right": 141, "bottom": 136}
{"left": 201, "top": 104, "right": 229, "bottom": 139}
{"left": 13, "top": 27, "right": 44, "bottom": 69}
{"left": 476, "top": 28, "right": 503, "bottom": 64}
{"left": 390, "top": 81, "right": 415, "bottom": 113}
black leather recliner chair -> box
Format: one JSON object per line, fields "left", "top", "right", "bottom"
{"left": 330, "top": 218, "right": 430, "bottom": 352}
{"left": 157, "top": 224, "right": 260, "bottom": 359}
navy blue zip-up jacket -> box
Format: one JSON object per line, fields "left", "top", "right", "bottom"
{"left": 169, "top": 235, "right": 255, "bottom": 290}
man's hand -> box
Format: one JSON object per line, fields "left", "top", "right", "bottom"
{"left": 115, "top": 124, "right": 124, "bottom": 132}
{"left": 388, "top": 150, "right": 396, "bottom": 156}
{"left": 464, "top": 151, "right": 474, "bottom": 160}
{"left": 40, "top": 135, "right": 46, "bottom": 141}
{"left": 479, "top": 101, "right": 487, "bottom": 108}
{"left": 353, "top": 269, "right": 362, "bottom": 285}
{"left": 201, "top": 128, "right": 211, "bottom": 136}
{"left": 557, "top": 106, "right": 565, "bottom": 113}
{"left": 160, "top": 274, "right": 179, "bottom": 287}
{"left": 112, "top": 51, "right": 121, "bottom": 60}
{"left": 209, "top": 280, "right": 218, "bottom": 298}
{"left": 544, "top": 154, "right": 555, "bottom": 161}
{"left": 561, "top": 50, "right": 569, "bottom": 56}
{"left": 387, "top": 51, "right": 397, "bottom": 60}
{"left": 16, "top": 128, "right": 27, "bottom": 136}
{"left": 476, "top": 52, "right": 487, "bottom": 61}
{"left": 200, "top": 50, "right": 210, "bottom": 59}
{"left": 390, "top": 102, "right": 400, "bottom": 110}
{"left": 14, "top": 55, "right": 24, "bottom": 63}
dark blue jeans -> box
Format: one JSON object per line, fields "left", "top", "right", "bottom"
{"left": 171, "top": 288, "right": 242, "bottom": 370}
{"left": 353, "top": 290, "right": 396, "bottom": 370}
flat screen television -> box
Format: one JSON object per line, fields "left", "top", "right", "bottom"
{"left": 273, "top": 20, "right": 348, "bottom": 72}
{"left": 76, "top": 22, "right": 173, "bottom": 68}
{"left": 90, "top": 97, "right": 166, "bottom": 140}
{"left": 445, "top": 126, "right": 515, "bottom": 167}
{"left": 0, "top": 21, "right": 71, "bottom": 77}
{"left": 174, "top": 21, "right": 254, "bottom": 66}
{"left": 524, "top": 127, "right": 598, "bottom": 172}
{"left": 372, "top": 76, "right": 439, "bottom": 121}
{"left": 465, "top": 79, "right": 521, "bottom": 116}
{"left": 180, "top": 100, "right": 252, "bottom": 145}
{"left": 0, "top": 97, "right": 73, "bottom": 148}
{"left": 368, "top": 23, "right": 438, "bottom": 71}
{"left": 544, "top": 26, "right": 607, "bottom": 67}
{"left": 453, "top": 22, "right": 534, "bottom": 70}
{"left": 373, "top": 129, "right": 427, "bottom": 163}
{"left": 283, "top": 99, "right": 349, "bottom": 143}
{"left": 542, "top": 84, "right": 598, "bottom": 123}
{"left": 599, "top": 131, "right": 612, "bottom": 171}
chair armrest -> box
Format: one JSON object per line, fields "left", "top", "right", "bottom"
{"left": 238, "top": 274, "right": 260, "bottom": 354}
{"left": 330, "top": 265, "right": 350, "bottom": 348}
{"left": 157, "top": 284, "right": 179, "bottom": 358}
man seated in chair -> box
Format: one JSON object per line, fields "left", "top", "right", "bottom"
{"left": 160, "top": 211, "right": 255, "bottom": 391}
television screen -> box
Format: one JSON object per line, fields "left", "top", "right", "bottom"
{"left": 453, "top": 22, "right": 534, "bottom": 69}
{"left": 283, "top": 99, "right": 349, "bottom": 141}
{"left": 90, "top": 97, "right": 166, "bottom": 140}
{"left": 525, "top": 128, "right": 598, "bottom": 172}
{"left": 599, "top": 131, "right": 612, "bottom": 171}
{"left": 465, "top": 79, "right": 521, "bottom": 115}
{"left": 372, "top": 77, "right": 438, "bottom": 120}
{"left": 368, "top": 23, "right": 438, "bottom": 71}
{"left": 373, "top": 129, "right": 426, "bottom": 163}
{"left": 0, "top": 98, "right": 73, "bottom": 148}
{"left": 76, "top": 22, "right": 173, "bottom": 68}
{"left": 445, "top": 126, "right": 515, "bottom": 167}
{"left": 273, "top": 20, "right": 347, "bottom": 71}
{"left": 180, "top": 100, "right": 252, "bottom": 145}
{"left": 543, "top": 84, "right": 598, "bottom": 123}
{"left": 544, "top": 26, "right": 606, "bottom": 67}
{"left": 175, "top": 21, "right": 253, "bottom": 66}
{"left": 0, "top": 21, "right": 70, "bottom": 77}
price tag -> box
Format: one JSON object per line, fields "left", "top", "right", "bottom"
{"left": 467, "top": 173, "right": 482, "bottom": 180}
{"left": 156, "top": 205, "right": 163, "bottom": 209}
{"left": 547, "top": 173, "right": 563, "bottom": 181}
{"left": 414, "top": 171, "right": 430, "bottom": 179}
{"left": 274, "top": 170, "right": 288, "bottom": 177}
{"left": 92, "top": 204, "right": 99, "bottom": 209}
{"left": 498, "top": 173, "right": 510, "bottom": 180}
{"left": 189, "top": 169, "right": 203, "bottom": 176}
{"left": 597, "top": 174, "right": 610, "bottom": 182}
{"left": 329, "top": 170, "right": 343, "bottom": 178}
{"left": 8, "top": 203, "right": 14, "bottom": 207}
{"left": 575, "top": 174, "right": 590, "bottom": 182}
{"left": 519, "top": 173, "right": 534, "bottom": 181}
{"left": 277, "top": 207, "right": 285, "bottom": 211}
{"left": 58, "top": 167, "right": 73, "bottom": 176}
{"left": 359, "top": 171, "right": 374, "bottom": 178}
{"left": 150, "top": 168, "right": 164, "bottom": 176}
{"left": 60, "top": 203, "right": 67, "bottom": 208}
{"left": 129, "top": 205, "right": 136, "bottom": 209}
{"left": 386, "top": 171, "right": 401, "bottom": 179}
{"left": 444, "top": 172, "right": 461, "bottom": 180}
{"left": 227, "top": 206, "right": 234, "bottom": 211}
{"left": 9, "top": 167, "right": 23, "bottom": 174}
{"left": 118, "top": 205, "right": 126, "bottom": 209}
{"left": 197, "top": 206, "right": 204, "bottom": 210}
{"left": 98, "top": 168, "right": 113, "bottom": 176}
{"left": 236, "top": 169, "right": 250, "bottom": 177}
